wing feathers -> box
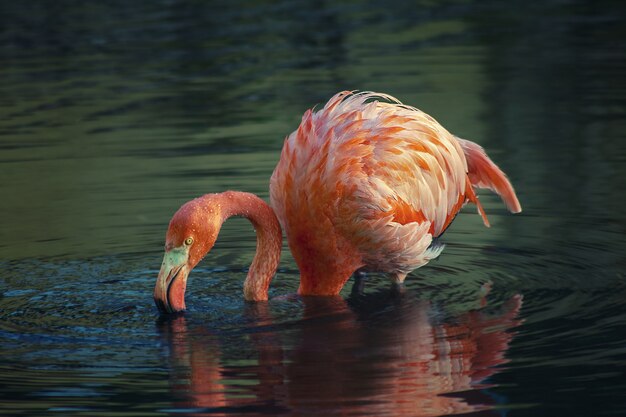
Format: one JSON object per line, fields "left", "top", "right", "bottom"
{"left": 270, "top": 91, "right": 521, "bottom": 276}
{"left": 456, "top": 137, "right": 522, "bottom": 214}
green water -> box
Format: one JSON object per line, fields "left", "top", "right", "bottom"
{"left": 1, "top": 1, "right": 625, "bottom": 416}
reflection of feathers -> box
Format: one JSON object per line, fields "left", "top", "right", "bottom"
{"left": 271, "top": 91, "right": 521, "bottom": 294}
{"left": 164, "top": 292, "right": 524, "bottom": 417}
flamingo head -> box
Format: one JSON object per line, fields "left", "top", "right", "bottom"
{"left": 154, "top": 197, "right": 220, "bottom": 314}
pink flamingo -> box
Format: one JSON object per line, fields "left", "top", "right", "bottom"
{"left": 154, "top": 91, "right": 521, "bottom": 312}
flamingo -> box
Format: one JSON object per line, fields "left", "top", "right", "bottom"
{"left": 154, "top": 91, "right": 521, "bottom": 313}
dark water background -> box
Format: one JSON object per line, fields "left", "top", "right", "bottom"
{"left": 1, "top": 0, "right": 626, "bottom": 416}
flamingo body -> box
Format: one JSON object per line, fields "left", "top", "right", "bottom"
{"left": 270, "top": 91, "right": 521, "bottom": 295}
{"left": 154, "top": 91, "right": 521, "bottom": 312}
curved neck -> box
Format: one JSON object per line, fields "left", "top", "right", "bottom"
{"left": 213, "top": 191, "right": 282, "bottom": 301}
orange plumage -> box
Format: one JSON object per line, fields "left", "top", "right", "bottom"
{"left": 270, "top": 91, "right": 521, "bottom": 295}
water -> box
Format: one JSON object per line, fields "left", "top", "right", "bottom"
{"left": 1, "top": 0, "right": 625, "bottom": 415}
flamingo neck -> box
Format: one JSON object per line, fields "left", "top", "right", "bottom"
{"left": 213, "top": 191, "right": 282, "bottom": 301}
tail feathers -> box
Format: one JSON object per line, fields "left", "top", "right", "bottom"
{"left": 456, "top": 136, "right": 522, "bottom": 218}
{"left": 465, "top": 180, "right": 491, "bottom": 228}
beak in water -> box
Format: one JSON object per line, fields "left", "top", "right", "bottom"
{"left": 154, "top": 249, "right": 189, "bottom": 313}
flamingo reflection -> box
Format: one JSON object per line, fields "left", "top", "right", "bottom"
{"left": 157, "top": 288, "right": 522, "bottom": 417}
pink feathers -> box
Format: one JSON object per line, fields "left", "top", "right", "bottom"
{"left": 457, "top": 137, "right": 522, "bottom": 215}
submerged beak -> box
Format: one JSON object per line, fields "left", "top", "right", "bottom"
{"left": 154, "top": 249, "right": 189, "bottom": 314}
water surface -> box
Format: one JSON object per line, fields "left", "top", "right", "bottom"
{"left": 1, "top": 1, "right": 625, "bottom": 416}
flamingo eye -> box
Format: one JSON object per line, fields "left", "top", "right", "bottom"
{"left": 184, "top": 237, "right": 194, "bottom": 246}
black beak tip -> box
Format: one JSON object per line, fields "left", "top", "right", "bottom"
{"left": 154, "top": 297, "right": 170, "bottom": 314}
{"left": 154, "top": 296, "right": 187, "bottom": 316}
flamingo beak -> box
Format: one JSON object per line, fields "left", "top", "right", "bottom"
{"left": 154, "top": 248, "right": 189, "bottom": 314}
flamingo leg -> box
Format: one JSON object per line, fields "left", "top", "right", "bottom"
{"left": 389, "top": 272, "right": 407, "bottom": 284}
{"left": 351, "top": 269, "right": 368, "bottom": 296}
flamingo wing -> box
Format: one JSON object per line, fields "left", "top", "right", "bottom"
{"left": 271, "top": 91, "right": 473, "bottom": 275}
